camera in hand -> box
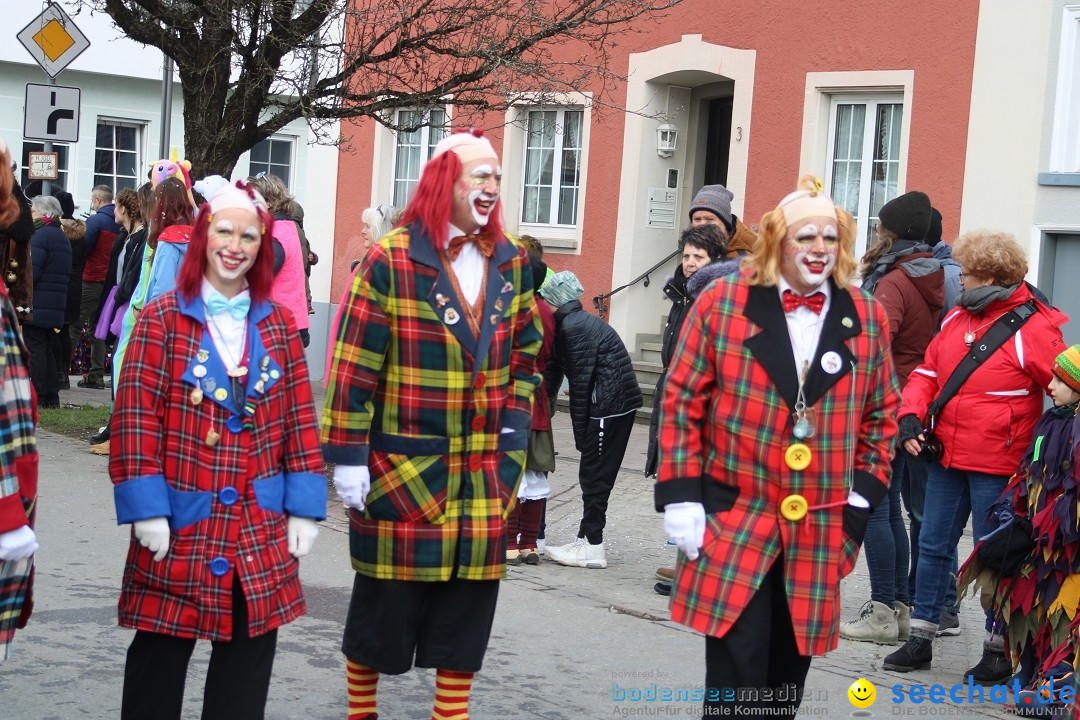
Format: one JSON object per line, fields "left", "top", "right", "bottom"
{"left": 915, "top": 431, "right": 943, "bottom": 463}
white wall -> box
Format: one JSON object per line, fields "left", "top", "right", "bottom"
{"left": 959, "top": 0, "right": 1054, "bottom": 245}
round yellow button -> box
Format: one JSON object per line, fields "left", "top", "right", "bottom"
{"left": 785, "top": 443, "right": 812, "bottom": 471}
{"left": 214, "top": 387, "right": 228, "bottom": 402}
{"left": 780, "top": 494, "right": 808, "bottom": 521}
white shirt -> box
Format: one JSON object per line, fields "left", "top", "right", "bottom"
{"left": 200, "top": 279, "right": 249, "bottom": 372}
{"left": 444, "top": 223, "right": 485, "bottom": 305}
{"left": 778, "top": 276, "right": 831, "bottom": 381}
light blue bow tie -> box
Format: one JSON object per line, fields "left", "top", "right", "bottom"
{"left": 206, "top": 292, "right": 251, "bottom": 320}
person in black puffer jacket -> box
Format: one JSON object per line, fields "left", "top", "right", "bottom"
{"left": 541, "top": 270, "right": 642, "bottom": 570}
{"left": 645, "top": 225, "right": 739, "bottom": 478}
{"left": 27, "top": 195, "right": 72, "bottom": 407}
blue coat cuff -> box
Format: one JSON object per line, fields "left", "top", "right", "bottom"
{"left": 322, "top": 443, "right": 369, "bottom": 466}
{"left": 115, "top": 474, "right": 172, "bottom": 525}
{"left": 283, "top": 471, "right": 328, "bottom": 521}
{"left": 501, "top": 410, "right": 532, "bottom": 432}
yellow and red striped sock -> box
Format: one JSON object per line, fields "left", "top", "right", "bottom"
{"left": 346, "top": 656, "right": 379, "bottom": 719}
{"left": 431, "top": 669, "right": 474, "bottom": 720}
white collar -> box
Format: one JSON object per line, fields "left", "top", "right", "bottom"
{"left": 777, "top": 275, "right": 832, "bottom": 301}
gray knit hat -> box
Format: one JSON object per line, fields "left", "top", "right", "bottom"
{"left": 877, "top": 191, "right": 932, "bottom": 241}
{"left": 689, "top": 184, "right": 734, "bottom": 231}
{"left": 539, "top": 270, "right": 584, "bottom": 307}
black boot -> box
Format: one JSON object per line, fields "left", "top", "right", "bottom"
{"left": 883, "top": 629, "right": 933, "bottom": 671}
{"left": 654, "top": 580, "right": 671, "bottom": 596}
{"left": 90, "top": 417, "right": 111, "bottom": 445}
{"left": 965, "top": 643, "right": 1011, "bottom": 685}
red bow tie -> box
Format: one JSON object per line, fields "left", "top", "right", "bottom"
{"left": 782, "top": 289, "right": 826, "bottom": 314}
{"left": 447, "top": 233, "right": 495, "bottom": 261}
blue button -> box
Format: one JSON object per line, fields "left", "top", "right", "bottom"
{"left": 209, "top": 557, "right": 231, "bottom": 577}
{"left": 219, "top": 486, "right": 238, "bottom": 506}
{"left": 226, "top": 415, "right": 245, "bottom": 433}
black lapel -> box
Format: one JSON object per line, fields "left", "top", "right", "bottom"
{"left": 743, "top": 284, "right": 799, "bottom": 412}
{"left": 801, "top": 279, "right": 862, "bottom": 407}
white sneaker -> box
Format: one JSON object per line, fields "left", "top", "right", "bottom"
{"left": 545, "top": 537, "right": 607, "bottom": 569}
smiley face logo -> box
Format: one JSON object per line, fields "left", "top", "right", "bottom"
{"left": 847, "top": 678, "right": 876, "bottom": 708}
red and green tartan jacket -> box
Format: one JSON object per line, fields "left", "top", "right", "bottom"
{"left": 111, "top": 291, "right": 327, "bottom": 641}
{"left": 655, "top": 273, "right": 900, "bottom": 656}
{"left": 0, "top": 285, "right": 38, "bottom": 662}
{"left": 321, "top": 224, "right": 543, "bottom": 581}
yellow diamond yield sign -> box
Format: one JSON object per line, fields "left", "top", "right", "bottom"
{"left": 33, "top": 20, "right": 76, "bottom": 62}
{"left": 17, "top": 3, "right": 91, "bottom": 78}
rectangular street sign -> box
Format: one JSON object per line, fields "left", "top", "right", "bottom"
{"left": 24, "top": 83, "right": 81, "bottom": 143}
{"left": 17, "top": 3, "right": 91, "bottom": 78}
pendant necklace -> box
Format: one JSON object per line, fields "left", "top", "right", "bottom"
{"left": 207, "top": 313, "right": 249, "bottom": 378}
{"left": 964, "top": 310, "right": 1007, "bottom": 347}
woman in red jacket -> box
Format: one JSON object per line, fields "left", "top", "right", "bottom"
{"left": 884, "top": 230, "right": 1067, "bottom": 682}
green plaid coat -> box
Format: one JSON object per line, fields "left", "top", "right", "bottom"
{"left": 321, "top": 225, "right": 543, "bottom": 581}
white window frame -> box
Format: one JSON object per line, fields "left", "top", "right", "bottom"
{"left": 1049, "top": 4, "right": 1080, "bottom": 173}
{"left": 518, "top": 106, "right": 585, "bottom": 230}
{"left": 249, "top": 135, "right": 296, "bottom": 188}
{"left": 502, "top": 92, "right": 592, "bottom": 252}
{"left": 824, "top": 93, "right": 905, "bottom": 258}
{"left": 389, "top": 108, "right": 448, "bottom": 207}
{"left": 799, "top": 71, "right": 914, "bottom": 261}
{"left": 94, "top": 118, "right": 145, "bottom": 194}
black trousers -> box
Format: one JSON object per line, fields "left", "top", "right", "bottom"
{"left": 704, "top": 558, "right": 812, "bottom": 719}
{"left": 121, "top": 581, "right": 278, "bottom": 720}
{"left": 342, "top": 574, "right": 500, "bottom": 675}
{"left": 23, "top": 325, "right": 61, "bottom": 407}
{"left": 577, "top": 412, "right": 635, "bottom": 545}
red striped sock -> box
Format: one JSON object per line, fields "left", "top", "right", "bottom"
{"left": 346, "top": 656, "right": 379, "bottom": 719}
{"left": 431, "top": 669, "right": 474, "bottom": 720}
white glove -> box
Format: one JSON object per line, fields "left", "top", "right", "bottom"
{"left": 664, "top": 502, "right": 706, "bottom": 561}
{"left": 333, "top": 465, "right": 370, "bottom": 510}
{"left": 134, "top": 517, "right": 171, "bottom": 562}
{"left": 0, "top": 525, "right": 38, "bottom": 561}
{"left": 287, "top": 516, "right": 319, "bottom": 558}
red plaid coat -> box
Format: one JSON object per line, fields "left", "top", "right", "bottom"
{"left": 656, "top": 274, "right": 900, "bottom": 656}
{"left": 0, "top": 286, "right": 38, "bottom": 662}
{"left": 111, "top": 291, "right": 327, "bottom": 641}
{"left": 321, "top": 225, "right": 543, "bottom": 581}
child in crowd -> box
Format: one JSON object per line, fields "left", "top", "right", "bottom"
{"left": 960, "top": 344, "right": 1080, "bottom": 713}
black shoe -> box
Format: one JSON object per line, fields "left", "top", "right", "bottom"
{"left": 883, "top": 633, "right": 933, "bottom": 671}
{"left": 77, "top": 378, "right": 106, "bottom": 389}
{"left": 654, "top": 580, "right": 671, "bottom": 596}
{"left": 965, "top": 645, "right": 1011, "bottom": 685}
{"left": 90, "top": 426, "right": 111, "bottom": 444}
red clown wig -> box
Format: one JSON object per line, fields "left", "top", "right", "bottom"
{"left": 176, "top": 180, "right": 276, "bottom": 304}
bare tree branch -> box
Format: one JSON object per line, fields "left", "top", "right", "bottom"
{"left": 77, "top": 0, "right": 681, "bottom": 176}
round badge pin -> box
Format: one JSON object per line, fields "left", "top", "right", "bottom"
{"left": 821, "top": 351, "right": 843, "bottom": 375}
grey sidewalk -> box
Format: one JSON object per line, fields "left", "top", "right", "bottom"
{"left": 0, "top": 388, "right": 1012, "bottom": 718}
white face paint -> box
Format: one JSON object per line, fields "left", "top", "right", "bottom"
{"left": 206, "top": 208, "right": 262, "bottom": 296}
{"left": 452, "top": 158, "right": 501, "bottom": 233}
{"left": 780, "top": 216, "right": 840, "bottom": 295}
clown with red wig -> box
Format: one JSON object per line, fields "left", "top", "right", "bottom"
{"left": 321, "top": 129, "right": 543, "bottom": 720}
{"left": 110, "top": 181, "right": 327, "bottom": 719}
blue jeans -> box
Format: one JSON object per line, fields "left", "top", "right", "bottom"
{"left": 911, "top": 463, "right": 1008, "bottom": 632}
{"left": 900, "top": 456, "right": 959, "bottom": 612}
{"left": 863, "top": 454, "right": 910, "bottom": 605}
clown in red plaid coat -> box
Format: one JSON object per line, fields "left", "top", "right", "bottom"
{"left": 111, "top": 181, "right": 326, "bottom": 719}
{"left": 321, "top": 129, "right": 542, "bottom": 720}
{"left": 655, "top": 177, "right": 899, "bottom": 716}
